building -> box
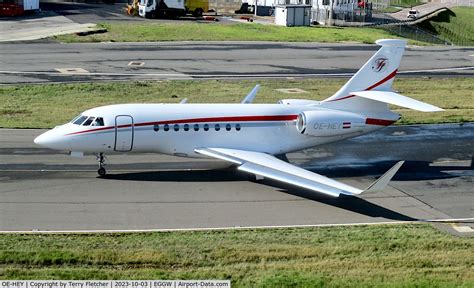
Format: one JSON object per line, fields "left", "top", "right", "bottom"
{"left": 312, "top": 0, "right": 389, "bottom": 25}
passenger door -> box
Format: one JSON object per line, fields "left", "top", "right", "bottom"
{"left": 114, "top": 115, "right": 134, "bottom": 152}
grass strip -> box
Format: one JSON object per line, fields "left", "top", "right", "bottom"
{"left": 417, "top": 7, "right": 474, "bottom": 46}
{"left": 0, "top": 224, "right": 473, "bottom": 286}
{"left": 0, "top": 77, "right": 472, "bottom": 128}
{"left": 54, "top": 22, "right": 420, "bottom": 44}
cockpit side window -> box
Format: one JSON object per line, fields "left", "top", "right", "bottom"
{"left": 73, "top": 116, "right": 88, "bottom": 125}
{"left": 70, "top": 115, "right": 81, "bottom": 123}
{"left": 92, "top": 117, "right": 104, "bottom": 126}
{"left": 82, "top": 117, "right": 95, "bottom": 126}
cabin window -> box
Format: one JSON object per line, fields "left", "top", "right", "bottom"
{"left": 184, "top": 124, "right": 189, "bottom": 131}
{"left": 174, "top": 124, "right": 179, "bottom": 131}
{"left": 225, "top": 124, "right": 231, "bottom": 131}
{"left": 204, "top": 124, "right": 209, "bottom": 131}
{"left": 236, "top": 124, "right": 241, "bottom": 131}
{"left": 82, "top": 117, "right": 95, "bottom": 126}
{"left": 164, "top": 124, "right": 170, "bottom": 131}
{"left": 194, "top": 124, "right": 199, "bottom": 131}
{"left": 153, "top": 124, "right": 159, "bottom": 131}
{"left": 73, "top": 115, "right": 88, "bottom": 125}
{"left": 92, "top": 117, "right": 104, "bottom": 126}
{"left": 215, "top": 124, "right": 220, "bottom": 131}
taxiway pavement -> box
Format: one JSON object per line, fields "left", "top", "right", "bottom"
{"left": 0, "top": 124, "right": 472, "bottom": 231}
{"left": 0, "top": 42, "right": 473, "bottom": 84}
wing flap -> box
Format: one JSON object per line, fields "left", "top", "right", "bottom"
{"left": 350, "top": 91, "right": 443, "bottom": 112}
{"left": 239, "top": 162, "right": 344, "bottom": 197}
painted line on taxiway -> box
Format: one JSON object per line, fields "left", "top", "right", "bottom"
{"left": 0, "top": 66, "right": 472, "bottom": 79}
{"left": 1, "top": 218, "right": 473, "bottom": 234}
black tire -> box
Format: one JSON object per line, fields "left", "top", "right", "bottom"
{"left": 98, "top": 167, "right": 106, "bottom": 177}
{"left": 193, "top": 8, "right": 203, "bottom": 17}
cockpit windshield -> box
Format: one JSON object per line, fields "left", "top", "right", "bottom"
{"left": 72, "top": 115, "right": 88, "bottom": 125}
{"left": 71, "top": 115, "right": 105, "bottom": 126}
{"left": 82, "top": 117, "right": 95, "bottom": 126}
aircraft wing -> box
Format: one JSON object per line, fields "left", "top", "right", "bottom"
{"left": 195, "top": 148, "right": 404, "bottom": 197}
{"left": 241, "top": 85, "right": 260, "bottom": 104}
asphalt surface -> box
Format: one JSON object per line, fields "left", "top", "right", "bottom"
{"left": 1, "top": 124, "right": 473, "bottom": 231}
{"left": 0, "top": 41, "right": 473, "bottom": 84}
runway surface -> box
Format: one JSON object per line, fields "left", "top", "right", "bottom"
{"left": 0, "top": 124, "right": 473, "bottom": 231}
{"left": 0, "top": 42, "right": 473, "bottom": 84}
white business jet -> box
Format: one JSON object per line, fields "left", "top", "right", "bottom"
{"left": 34, "top": 39, "right": 443, "bottom": 198}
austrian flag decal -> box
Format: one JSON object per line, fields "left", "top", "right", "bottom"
{"left": 343, "top": 122, "right": 351, "bottom": 129}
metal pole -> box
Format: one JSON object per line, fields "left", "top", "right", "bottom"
{"left": 329, "top": 0, "right": 333, "bottom": 25}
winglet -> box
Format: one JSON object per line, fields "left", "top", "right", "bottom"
{"left": 241, "top": 85, "right": 260, "bottom": 104}
{"left": 179, "top": 98, "right": 188, "bottom": 104}
{"left": 364, "top": 161, "right": 405, "bottom": 193}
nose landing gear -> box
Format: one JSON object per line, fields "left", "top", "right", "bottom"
{"left": 97, "top": 153, "right": 107, "bottom": 177}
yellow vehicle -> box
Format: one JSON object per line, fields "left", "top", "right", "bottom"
{"left": 138, "top": 0, "right": 208, "bottom": 18}
{"left": 125, "top": 0, "right": 139, "bottom": 16}
{"left": 186, "top": 0, "right": 208, "bottom": 17}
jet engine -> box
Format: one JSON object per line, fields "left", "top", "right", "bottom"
{"left": 278, "top": 99, "right": 320, "bottom": 105}
{"left": 296, "top": 110, "right": 366, "bottom": 137}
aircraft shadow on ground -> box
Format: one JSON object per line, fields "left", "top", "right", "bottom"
{"left": 103, "top": 159, "right": 474, "bottom": 221}
{"left": 105, "top": 168, "right": 417, "bottom": 221}
{"left": 307, "top": 160, "right": 473, "bottom": 181}
{"left": 104, "top": 168, "right": 247, "bottom": 182}
{"left": 276, "top": 185, "right": 416, "bottom": 221}
{"left": 105, "top": 160, "right": 471, "bottom": 182}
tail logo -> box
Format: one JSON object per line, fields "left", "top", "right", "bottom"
{"left": 372, "top": 57, "right": 388, "bottom": 73}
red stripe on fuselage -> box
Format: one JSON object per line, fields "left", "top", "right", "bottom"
{"left": 65, "top": 114, "right": 299, "bottom": 136}
{"left": 366, "top": 118, "right": 396, "bottom": 126}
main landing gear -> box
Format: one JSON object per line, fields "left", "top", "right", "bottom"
{"left": 97, "top": 153, "right": 106, "bottom": 177}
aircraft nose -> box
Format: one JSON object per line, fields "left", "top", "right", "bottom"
{"left": 34, "top": 132, "right": 48, "bottom": 146}
{"left": 34, "top": 130, "right": 70, "bottom": 150}
{"left": 34, "top": 133, "right": 47, "bottom": 146}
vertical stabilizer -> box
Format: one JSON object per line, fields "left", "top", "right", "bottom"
{"left": 321, "top": 39, "right": 407, "bottom": 112}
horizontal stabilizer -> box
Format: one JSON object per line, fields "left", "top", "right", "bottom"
{"left": 350, "top": 91, "right": 443, "bottom": 112}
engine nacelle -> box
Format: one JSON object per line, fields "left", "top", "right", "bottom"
{"left": 296, "top": 110, "right": 366, "bottom": 137}
{"left": 278, "top": 99, "right": 320, "bottom": 105}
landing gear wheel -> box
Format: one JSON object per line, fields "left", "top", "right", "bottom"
{"left": 97, "top": 152, "right": 107, "bottom": 177}
{"left": 98, "top": 167, "right": 106, "bottom": 177}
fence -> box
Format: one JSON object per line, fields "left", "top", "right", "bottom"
{"left": 377, "top": 24, "right": 451, "bottom": 45}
